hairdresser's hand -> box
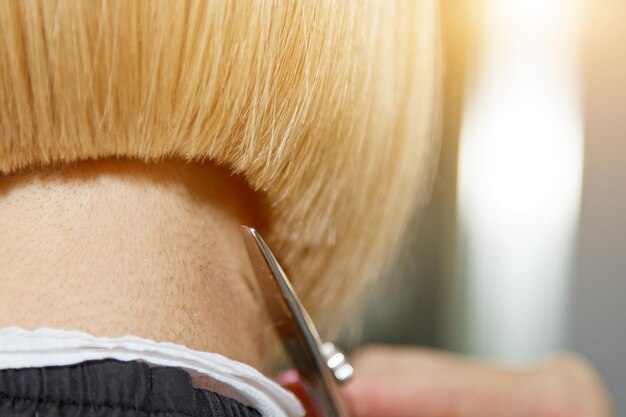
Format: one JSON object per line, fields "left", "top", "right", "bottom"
{"left": 343, "top": 345, "right": 612, "bottom": 417}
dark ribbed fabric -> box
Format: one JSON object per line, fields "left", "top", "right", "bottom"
{"left": 0, "top": 359, "right": 262, "bottom": 417}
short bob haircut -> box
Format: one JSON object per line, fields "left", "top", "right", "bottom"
{"left": 0, "top": 1, "right": 441, "bottom": 332}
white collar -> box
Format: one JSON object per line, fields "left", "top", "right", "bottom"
{"left": 0, "top": 327, "right": 303, "bottom": 417}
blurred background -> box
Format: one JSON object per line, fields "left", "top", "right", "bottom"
{"left": 345, "top": 0, "right": 625, "bottom": 414}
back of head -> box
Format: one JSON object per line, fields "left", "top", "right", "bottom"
{"left": 0, "top": 1, "right": 441, "bottom": 332}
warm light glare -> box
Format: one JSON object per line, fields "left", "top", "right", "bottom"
{"left": 457, "top": 0, "right": 584, "bottom": 363}
{"left": 497, "top": 0, "right": 567, "bottom": 20}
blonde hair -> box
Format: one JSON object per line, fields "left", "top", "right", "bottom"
{"left": 0, "top": 1, "right": 441, "bottom": 332}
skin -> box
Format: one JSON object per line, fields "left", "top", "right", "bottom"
{"left": 0, "top": 159, "right": 267, "bottom": 367}
{"left": 343, "top": 346, "right": 613, "bottom": 417}
{"left": 0, "top": 159, "right": 612, "bottom": 414}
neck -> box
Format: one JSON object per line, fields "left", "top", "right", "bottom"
{"left": 0, "top": 160, "right": 265, "bottom": 367}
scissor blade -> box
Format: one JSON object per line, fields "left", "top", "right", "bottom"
{"left": 241, "top": 226, "right": 350, "bottom": 417}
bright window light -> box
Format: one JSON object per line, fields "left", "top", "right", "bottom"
{"left": 456, "top": 0, "right": 584, "bottom": 363}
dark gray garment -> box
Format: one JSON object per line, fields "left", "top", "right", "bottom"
{"left": 0, "top": 359, "right": 261, "bottom": 417}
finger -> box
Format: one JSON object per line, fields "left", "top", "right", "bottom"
{"left": 274, "top": 370, "right": 321, "bottom": 417}
{"left": 345, "top": 347, "right": 536, "bottom": 417}
{"left": 343, "top": 373, "right": 456, "bottom": 417}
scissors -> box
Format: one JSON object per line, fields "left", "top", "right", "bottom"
{"left": 241, "top": 226, "right": 353, "bottom": 417}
